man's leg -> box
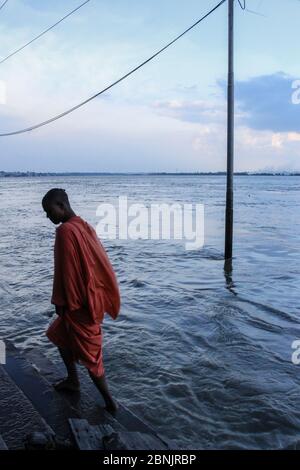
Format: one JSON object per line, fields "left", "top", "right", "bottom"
{"left": 54, "top": 347, "right": 80, "bottom": 392}
{"left": 88, "top": 371, "right": 118, "bottom": 414}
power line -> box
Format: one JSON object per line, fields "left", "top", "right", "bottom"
{"left": 0, "top": 0, "right": 8, "bottom": 12}
{"left": 245, "top": 8, "right": 266, "bottom": 17}
{"left": 0, "top": 0, "right": 226, "bottom": 137}
{"left": 239, "top": 0, "right": 266, "bottom": 17}
{"left": 0, "top": 0, "right": 91, "bottom": 66}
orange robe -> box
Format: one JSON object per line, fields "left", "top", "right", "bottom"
{"left": 46, "top": 215, "right": 120, "bottom": 377}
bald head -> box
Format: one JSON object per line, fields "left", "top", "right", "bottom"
{"left": 42, "top": 188, "right": 75, "bottom": 225}
{"left": 42, "top": 188, "right": 70, "bottom": 207}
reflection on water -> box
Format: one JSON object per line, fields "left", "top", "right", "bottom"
{"left": 1, "top": 175, "right": 300, "bottom": 449}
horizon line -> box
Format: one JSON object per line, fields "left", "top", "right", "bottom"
{"left": 1, "top": 170, "right": 300, "bottom": 177}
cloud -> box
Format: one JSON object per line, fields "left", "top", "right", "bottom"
{"left": 153, "top": 99, "right": 226, "bottom": 124}
{"left": 220, "top": 72, "right": 300, "bottom": 133}
{"left": 0, "top": 1, "right": 299, "bottom": 173}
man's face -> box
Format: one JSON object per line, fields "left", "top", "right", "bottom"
{"left": 43, "top": 200, "right": 64, "bottom": 225}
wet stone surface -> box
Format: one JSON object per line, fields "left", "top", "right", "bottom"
{"left": 0, "top": 365, "right": 51, "bottom": 449}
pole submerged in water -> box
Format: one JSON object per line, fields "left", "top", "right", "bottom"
{"left": 225, "top": 0, "right": 234, "bottom": 262}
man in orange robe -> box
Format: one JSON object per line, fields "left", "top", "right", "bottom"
{"left": 42, "top": 188, "right": 120, "bottom": 413}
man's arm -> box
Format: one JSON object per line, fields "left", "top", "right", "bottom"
{"left": 54, "top": 226, "right": 86, "bottom": 312}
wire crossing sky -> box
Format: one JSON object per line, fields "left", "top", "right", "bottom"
{"left": 0, "top": 0, "right": 298, "bottom": 173}
{"left": 0, "top": 0, "right": 91, "bottom": 65}
{"left": 0, "top": 0, "right": 226, "bottom": 137}
{"left": 0, "top": 0, "right": 8, "bottom": 12}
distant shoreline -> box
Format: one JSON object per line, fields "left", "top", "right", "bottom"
{"left": 1, "top": 171, "right": 300, "bottom": 178}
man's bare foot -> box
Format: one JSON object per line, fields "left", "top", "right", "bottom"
{"left": 54, "top": 377, "right": 80, "bottom": 392}
{"left": 105, "top": 400, "right": 119, "bottom": 415}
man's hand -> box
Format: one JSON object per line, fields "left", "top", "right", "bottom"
{"left": 55, "top": 305, "right": 65, "bottom": 316}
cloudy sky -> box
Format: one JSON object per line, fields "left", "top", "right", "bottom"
{"left": 0, "top": 0, "right": 299, "bottom": 172}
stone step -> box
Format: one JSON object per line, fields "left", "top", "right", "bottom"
{"left": 25, "top": 347, "right": 174, "bottom": 448}
{"left": 69, "top": 418, "right": 170, "bottom": 450}
{"left": 4, "top": 342, "right": 175, "bottom": 449}
{"left": 4, "top": 342, "right": 81, "bottom": 443}
{"left": 0, "top": 364, "right": 53, "bottom": 450}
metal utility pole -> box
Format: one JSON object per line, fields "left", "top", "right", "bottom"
{"left": 224, "top": 0, "right": 234, "bottom": 262}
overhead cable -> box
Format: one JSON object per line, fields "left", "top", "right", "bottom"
{"left": 0, "top": 0, "right": 226, "bottom": 137}
{"left": 0, "top": 0, "right": 8, "bottom": 12}
{"left": 0, "top": 0, "right": 91, "bottom": 65}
